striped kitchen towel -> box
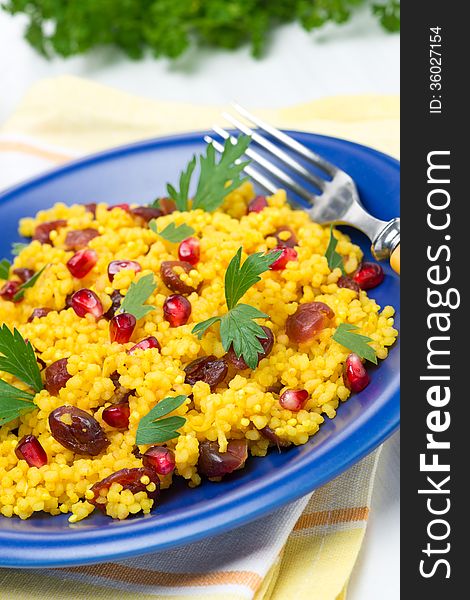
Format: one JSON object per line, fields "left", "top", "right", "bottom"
{"left": 0, "top": 76, "right": 399, "bottom": 600}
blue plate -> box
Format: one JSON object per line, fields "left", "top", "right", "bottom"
{"left": 0, "top": 131, "right": 399, "bottom": 568}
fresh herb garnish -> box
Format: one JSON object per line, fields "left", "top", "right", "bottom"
{"left": 11, "top": 243, "right": 28, "bottom": 256}
{"left": 118, "top": 272, "right": 157, "bottom": 320}
{"left": 332, "top": 323, "right": 377, "bottom": 364}
{"left": 0, "top": 258, "right": 10, "bottom": 280}
{"left": 325, "top": 225, "right": 346, "bottom": 275}
{"left": 0, "top": 380, "right": 36, "bottom": 426}
{"left": 167, "top": 157, "right": 196, "bottom": 212}
{"left": 149, "top": 221, "right": 195, "bottom": 243}
{"left": 136, "top": 395, "right": 187, "bottom": 444}
{"left": 166, "top": 136, "right": 251, "bottom": 213}
{"left": 192, "top": 247, "right": 280, "bottom": 369}
{"left": 13, "top": 265, "right": 48, "bottom": 302}
{"left": 0, "top": 325, "right": 44, "bottom": 392}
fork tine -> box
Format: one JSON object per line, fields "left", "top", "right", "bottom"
{"left": 204, "top": 135, "right": 278, "bottom": 194}
{"left": 232, "top": 103, "right": 338, "bottom": 177}
{"left": 212, "top": 126, "right": 317, "bottom": 205}
{"left": 222, "top": 112, "right": 326, "bottom": 192}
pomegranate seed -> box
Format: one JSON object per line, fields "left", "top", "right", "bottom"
{"left": 353, "top": 262, "right": 384, "bottom": 290}
{"left": 15, "top": 435, "right": 48, "bottom": 468}
{"left": 178, "top": 237, "right": 200, "bottom": 265}
{"left": 33, "top": 220, "right": 67, "bottom": 244}
{"left": 143, "top": 446, "right": 176, "bottom": 475}
{"left": 286, "top": 301, "right": 335, "bottom": 344}
{"left": 247, "top": 195, "right": 268, "bottom": 213}
{"left": 279, "top": 389, "right": 309, "bottom": 411}
{"left": 109, "top": 312, "right": 136, "bottom": 343}
{"left": 107, "top": 203, "right": 130, "bottom": 212}
{"left": 70, "top": 289, "right": 103, "bottom": 318}
{"left": 0, "top": 281, "right": 21, "bottom": 302}
{"left": 107, "top": 260, "right": 142, "bottom": 282}
{"left": 67, "top": 249, "right": 98, "bottom": 278}
{"left": 344, "top": 353, "right": 370, "bottom": 392}
{"left": 163, "top": 294, "right": 192, "bottom": 327}
{"left": 84, "top": 203, "right": 97, "bottom": 217}
{"left": 128, "top": 336, "right": 161, "bottom": 354}
{"left": 28, "top": 307, "right": 52, "bottom": 322}
{"left": 131, "top": 206, "right": 163, "bottom": 222}
{"left": 226, "top": 326, "right": 274, "bottom": 369}
{"left": 49, "top": 406, "right": 110, "bottom": 455}
{"left": 102, "top": 402, "right": 130, "bottom": 428}
{"left": 271, "top": 226, "right": 297, "bottom": 248}
{"left": 337, "top": 275, "right": 361, "bottom": 295}
{"left": 64, "top": 228, "right": 99, "bottom": 251}
{"left": 270, "top": 246, "right": 298, "bottom": 271}
{"left": 44, "top": 358, "right": 72, "bottom": 396}
{"left": 103, "top": 289, "right": 124, "bottom": 320}
{"left": 13, "top": 268, "right": 34, "bottom": 283}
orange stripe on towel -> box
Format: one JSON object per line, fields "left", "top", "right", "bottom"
{"left": 294, "top": 506, "right": 369, "bottom": 530}
{"left": 0, "top": 140, "right": 72, "bottom": 163}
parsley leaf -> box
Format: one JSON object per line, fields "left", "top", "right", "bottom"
{"left": 0, "top": 325, "right": 43, "bottom": 392}
{"left": 12, "top": 243, "right": 28, "bottom": 256}
{"left": 225, "top": 247, "right": 281, "bottom": 310}
{"left": 191, "top": 136, "right": 251, "bottom": 212}
{"left": 118, "top": 273, "right": 157, "bottom": 320}
{"left": 136, "top": 395, "right": 187, "bottom": 444}
{"left": 333, "top": 323, "right": 377, "bottom": 364}
{"left": 0, "top": 380, "right": 36, "bottom": 426}
{"left": 0, "top": 258, "right": 10, "bottom": 280}
{"left": 192, "top": 247, "right": 277, "bottom": 369}
{"left": 13, "top": 265, "right": 48, "bottom": 302}
{"left": 167, "top": 156, "right": 196, "bottom": 211}
{"left": 325, "top": 225, "right": 346, "bottom": 275}
{"left": 149, "top": 220, "right": 195, "bottom": 243}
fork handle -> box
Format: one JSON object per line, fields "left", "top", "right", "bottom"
{"left": 390, "top": 244, "right": 400, "bottom": 274}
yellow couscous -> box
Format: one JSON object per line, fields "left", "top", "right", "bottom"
{"left": 0, "top": 182, "right": 397, "bottom": 523}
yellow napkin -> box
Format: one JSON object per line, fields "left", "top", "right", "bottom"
{"left": 0, "top": 76, "right": 399, "bottom": 600}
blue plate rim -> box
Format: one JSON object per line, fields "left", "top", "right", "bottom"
{"left": 0, "top": 130, "right": 399, "bottom": 568}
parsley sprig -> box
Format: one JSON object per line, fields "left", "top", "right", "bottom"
{"left": 0, "top": 325, "right": 42, "bottom": 425}
{"left": 136, "top": 395, "right": 187, "bottom": 444}
{"left": 192, "top": 247, "right": 280, "bottom": 369}
{"left": 12, "top": 243, "right": 28, "bottom": 256}
{"left": 13, "top": 265, "right": 48, "bottom": 301}
{"left": 149, "top": 221, "right": 195, "bottom": 244}
{"left": 166, "top": 135, "right": 251, "bottom": 213}
{"left": 119, "top": 273, "right": 157, "bottom": 320}
{"left": 325, "top": 225, "right": 345, "bottom": 275}
{"left": 0, "top": 258, "right": 10, "bottom": 280}
{"left": 332, "top": 323, "right": 377, "bottom": 364}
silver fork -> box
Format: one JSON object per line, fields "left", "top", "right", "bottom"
{"left": 205, "top": 104, "right": 400, "bottom": 274}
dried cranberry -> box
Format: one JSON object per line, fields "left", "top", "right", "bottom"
{"left": 343, "top": 353, "right": 370, "bottom": 392}
{"left": 64, "top": 228, "right": 99, "bottom": 251}
{"left": 107, "top": 203, "right": 130, "bottom": 212}
{"left": 109, "top": 371, "right": 121, "bottom": 387}
{"left": 28, "top": 307, "right": 52, "bottom": 322}
{"left": 260, "top": 426, "right": 290, "bottom": 448}
{"left": 44, "top": 358, "right": 72, "bottom": 396}
{"left": 128, "top": 336, "right": 161, "bottom": 354}
{"left": 184, "top": 356, "right": 228, "bottom": 389}
{"left": 107, "top": 260, "right": 142, "bottom": 282}
{"left": 15, "top": 435, "right": 48, "bottom": 467}
{"left": 49, "top": 406, "right": 110, "bottom": 455}
{"left": 266, "top": 382, "right": 284, "bottom": 395}
{"left": 226, "top": 326, "right": 274, "bottom": 369}
{"left": 286, "top": 302, "right": 335, "bottom": 344}
{"left": 33, "top": 220, "right": 67, "bottom": 244}
{"left": 337, "top": 275, "right": 361, "bottom": 295}
{"left": 103, "top": 290, "right": 123, "bottom": 320}
{"left": 89, "top": 467, "right": 160, "bottom": 508}
{"left": 158, "top": 198, "right": 177, "bottom": 215}
{"left": 102, "top": 402, "right": 130, "bottom": 429}
{"left": 0, "top": 281, "right": 21, "bottom": 302}
{"left": 247, "top": 195, "right": 268, "bottom": 213}
{"left": 353, "top": 262, "right": 385, "bottom": 290}
{"left": 131, "top": 206, "right": 163, "bottom": 222}
{"left": 70, "top": 289, "right": 103, "bottom": 318}
{"left": 84, "top": 203, "right": 97, "bottom": 217}
{"left": 163, "top": 294, "right": 192, "bottom": 327}
{"left": 143, "top": 446, "right": 176, "bottom": 475}
{"left": 109, "top": 312, "right": 136, "bottom": 343}
{"left": 270, "top": 246, "right": 298, "bottom": 271}
{"left": 198, "top": 439, "right": 248, "bottom": 478}
{"left": 178, "top": 237, "right": 200, "bottom": 265}
{"left": 13, "top": 268, "right": 34, "bottom": 283}
{"left": 271, "top": 226, "right": 297, "bottom": 248}
{"left": 279, "top": 389, "right": 309, "bottom": 411}
{"left": 160, "top": 261, "right": 199, "bottom": 295}
{"left": 67, "top": 249, "right": 98, "bottom": 278}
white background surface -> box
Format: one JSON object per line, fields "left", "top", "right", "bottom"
{"left": 0, "top": 7, "right": 400, "bottom": 599}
